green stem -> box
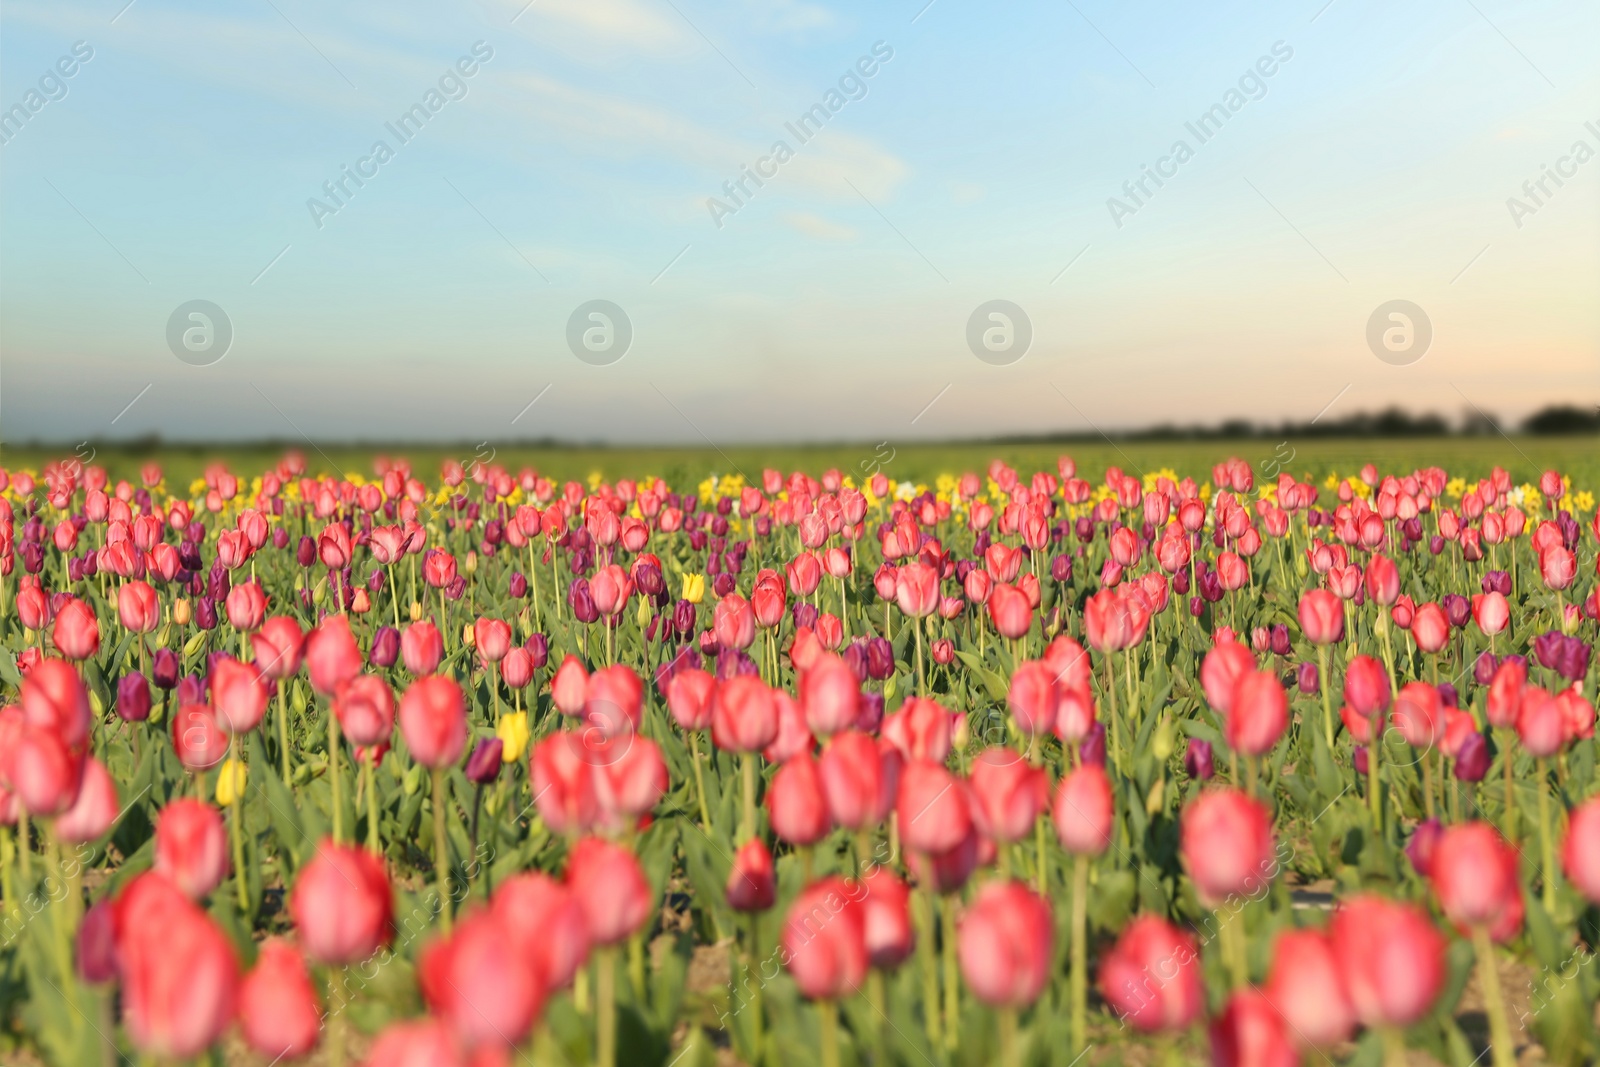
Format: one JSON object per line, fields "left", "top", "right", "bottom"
{"left": 1537, "top": 758, "right": 1557, "bottom": 910}
{"left": 741, "top": 753, "right": 758, "bottom": 844}
{"left": 230, "top": 734, "right": 249, "bottom": 913}
{"left": 818, "top": 998, "right": 840, "bottom": 1067}
{"left": 276, "top": 684, "right": 292, "bottom": 785}
{"left": 1070, "top": 853, "right": 1089, "bottom": 1057}
{"left": 432, "top": 766, "right": 453, "bottom": 932}
{"left": 597, "top": 947, "right": 617, "bottom": 1067}
{"left": 942, "top": 894, "right": 959, "bottom": 1048}
{"left": 364, "top": 756, "right": 381, "bottom": 856}
{"left": 1317, "top": 645, "right": 1333, "bottom": 752}
{"left": 691, "top": 732, "right": 713, "bottom": 833}
{"left": 1471, "top": 927, "right": 1517, "bottom": 1067}
{"left": 918, "top": 887, "right": 942, "bottom": 1047}
{"left": 329, "top": 704, "right": 344, "bottom": 844}
{"left": 1219, "top": 904, "right": 1248, "bottom": 990}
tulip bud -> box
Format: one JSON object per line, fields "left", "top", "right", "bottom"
{"left": 118, "top": 671, "right": 153, "bottom": 722}
{"left": 369, "top": 625, "right": 400, "bottom": 668}
{"left": 172, "top": 598, "right": 192, "bottom": 626}
{"left": 465, "top": 737, "right": 504, "bottom": 784}
{"left": 1183, "top": 737, "right": 1214, "bottom": 780}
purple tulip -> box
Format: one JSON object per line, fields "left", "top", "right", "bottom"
{"left": 465, "top": 738, "right": 504, "bottom": 784}
{"left": 1297, "top": 661, "right": 1319, "bottom": 695}
{"left": 865, "top": 637, "right": 895, "bottom": 681}
{"left": 369, "top": 626, "right": 400, "bottom": 668}
{"left": 1453, "top": 732, "right": 1490, "bottom": 782}
{"left": 117, "top": 672, "right": 152, "bottom": 723}
{"left": 1406, "top": 817, "right": 1445, "bottom": 877}
{"left": 1183, "top": 738, "right": 1214, "bottom": 781}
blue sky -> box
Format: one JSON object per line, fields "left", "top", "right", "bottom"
{"left": 1, "top": 0, "right": 1596, "bottom": 445}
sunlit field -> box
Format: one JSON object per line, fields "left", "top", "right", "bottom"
{"left": 0, "top": 436, "right": 1596, "bottom": 1067}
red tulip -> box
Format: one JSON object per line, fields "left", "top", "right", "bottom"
{"left": 502, "top": 646, "right": 534, "bottom": 689}
{"left": 713, "top": 594, "right": 756, "bottom": 650}
{"left": 1563, "top": 797, "right": 1600, "bottom": 904}
{"left": 1430, "top": 822, "right": 1522, "bottom": 942}
{"left": 530, "top": 732, "right": 600, "bottom": 836}
{"left": 798, "top": 653, "right": 860, "bottom": 738}
{"left": 895, "top": 760, "right": 970, "bottom": 855}
{"left": 1329, "top": 894, "right": 1446, "bottom": 1028}
{"left": 1538, "top": 545, "right": 1576, "bottom": 590}
{"left": 401, "top": 620, "right": 444, "bottom": 676}
{"left": 16, "top": 584, "right": 50, "bottom": 631}
{"left": 967, "top": 748, "right": 1048, "bottom": 843}
{"left": 1297, "top": 589, "right": 1343, "bottom": 645}
{"left": 305, "top": 615, "right": 363, "bottom": 695}
{"left": 781, "top": 877, "right": 868, "bottom": 999}
{"left": 666, "top": 668, "right": 715, "bottom": 732}
{"left": 155, "top": 798, "right": 230, "bottom": 900}
{"left": 751, "top": 572, "right": 786, "bottom": 629}
{"left": 211, "top": 656, "right": 268, "bottom": 734}
{"left": 1516, "top": 687, "right": 1564, "bottom": 757}
{"left": 1053, "top": 763, "right": 1113, "bottom": 856}
{"left": 566, "top": 836, "right": 653, "bottom": 945}
{"left": 290, "top": 840, "right": 393, "bottom": 965}
{"left": 117, "top": 881, "right": 239, "bottom": 1059}
{"left": 54, "top": 756, "right": 118, "bottom": 843}
{"left": 1343, "top": 654, "right": 1391, "bottom": 718}
{"left": 52, "top": 596, "right": 100, "bottom": 660}
{"left": 1471, "top": 592, "right": 1509, "bottom": 636}
{"left": 251, "top": 616, "right": 305, "bottom": 679}
{"left": 1365, "top": 553, "right": 1400, "bottom": 605}
{"left": 1486, "top": 657, "right": 1526, "bottom": 729}
{"left": 711, "top": 676, "right": 778, "bottom": 754}
{"left": 420, "top": 910, "right": 545, "bottom": 1048}
{"left": 1225, "top": 670, "right": 1288, "bottom": 756}
{"left": 172, "top": 702, "right": 229, "bottom": 771}
{"left": 1210, "top": 990, "right": 1298, "bottom": 1067}
{"left": 1006, "top": 660, "right": 1057, "bottom": 741}
{"left": 118, "top": 580, "right": 160, "bottom": 633}
{"left": 881, "top": 697, "right": 954, "bottom": 763}
{"left": 399, "top": 675, "right": 467, "bottom": 768}
{"left": 895, "top": 562, "right": 939, "bottom": 618}
{"left": 595, "top": 733, "right": 668, "bottom": 826}
{"left": 239, "top": 939, "right": 321, "bottom": 1060}
{"left": 10, "top": 724, "right": 81, "bottom": 816}
{"left": 1264, "top": 929, "right": 1354, "bottom": 1048}
{"left": 225, "top": 581, "right": 268, "bottom": 632}
{"left": 769, "top": 752, "right": 832, "bottom": 845}
{"left": 726, "top": 837, "right": 776, "bottom": 912}
{"left": 334, "top": 674, "right": 395, "bottom": 748}
{"left": 492, "top": 872, "right": 591, "bottom": 989}
{"left": 551, "top": 655, "right": 588, "bottom": 716}
{"left": 474, "top": 617, "right": 513, "bottom": 663}
{"left": 20, "top": 657, "right": 91, "bottom": 753}
{"left": 589, "top": 564, "right": 632, "bottom": 618}
{"left": 958, "top": 880, "right": 1053, "bottom": 1007}
{"left": 586, "top": 665, "right": 643, "bottom": 738}
{"left": 1180, "top": 788, "right": 1277, "bottom": 906}
{"left": 1200, "top": 640, "right": 1254, "bottom": 715}
{"left": 1098, "top": 916, "right": 1205, "bottom": 1032}
{"left": 363, "top": 1019, "right": 465, "bottom": 1067}
{"left": 1392, "top": 682, "right": 1445, "bottom": 749}
{"left": 988, "top": 582, "right": 1033, "bottom": 640}
{"left": 818, "top": 730, "right": 901, "bottom": 830}
{"left": 1410, "top": 602, "right": 1450, "bottom": 654}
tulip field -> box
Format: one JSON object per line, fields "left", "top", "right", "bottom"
{"left": 1, "top": 443, "right": 1598, "bottom": 1067}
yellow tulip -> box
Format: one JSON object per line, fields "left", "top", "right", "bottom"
{"left": 216, "top": 758, "right": 247, "bottom": 807}
{"left": 682, "top": 573, "right": 706, "bottom": 604}
{"left": 497, "top": 712, "right": 531, "bottom": 763}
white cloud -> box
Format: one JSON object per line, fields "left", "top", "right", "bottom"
{"left": 782, "top": 211, "right": 855, "bottom": 240}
